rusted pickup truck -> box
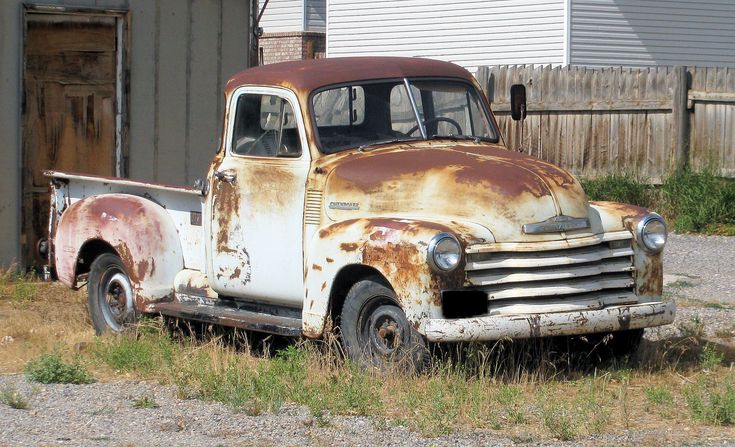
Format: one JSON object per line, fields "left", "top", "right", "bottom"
{"left": 47, "top": 57, "right": 674, "bottom": 370}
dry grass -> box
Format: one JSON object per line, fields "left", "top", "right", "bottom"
{"left": 0, "top": 269, "right": 93, "bottom": 373}
{"left": 3, "top": 276, "right": 735, "bottom": 443}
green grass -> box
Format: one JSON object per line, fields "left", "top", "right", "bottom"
{"left": 684, "top": 376, "right": 735, "bottom": 425}
{"left": 580, "top": 172, "right": 652, "bottom": 208}
{"left": 581, "top": 167, "right": 735, "bottom": 234}
{"left": 32, "top": 317, "right": 733, "bottom": 440}
{"left": 25, "top": 352, "right": 94, "bottom": 384}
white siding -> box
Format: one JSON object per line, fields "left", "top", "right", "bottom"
{"left": 327, "top": 0, "right": 567, "bottom": 73}
{"left": 260, "top": 0, "right": 304, "bottom": 33}
{"left": 570, "top": 0, "right": 735, "bottom": 67}
{"left": 305, "top": 0, "right": 326, "bottom": 32}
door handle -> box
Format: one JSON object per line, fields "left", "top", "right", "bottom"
{"left": 214, "top": 170, "right": 237, "bottom": 184}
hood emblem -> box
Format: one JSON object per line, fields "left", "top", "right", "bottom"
{"left": 329, "top": 201, "right": 360, "bottom": 211}
{"left": 523, "top": 215, "right": 590, "bottom": 234}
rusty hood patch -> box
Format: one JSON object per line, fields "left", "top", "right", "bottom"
{"left": 323, "top": 144, "right": 590, "bottom": 242}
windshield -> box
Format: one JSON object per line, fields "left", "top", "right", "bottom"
{"left": 311, "top": 79, "right": 498, "bottom": 153}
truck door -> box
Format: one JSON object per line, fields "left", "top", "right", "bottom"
{"left": 207, "top": 87, "right": 309, "bottom": 307}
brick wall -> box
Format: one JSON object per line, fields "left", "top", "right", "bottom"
{"left": 259, "top": 32, "right": 326, "bottom": 65}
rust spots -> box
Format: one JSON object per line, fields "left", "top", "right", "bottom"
{"left": 312, "top": 263, "right": 322, "bottom": 271}
{"left": 362, "top": 242, "right": 422, "bottom": 308}
{"left": 592, "top": 201, "right": 650, "bottom": 229}
{"left": 229, "top": 266, "right": 242, "bottom": 280}
{"left": 638, "top": 252, "right": 663, "bottom": 296}
{"left": 325, "top": 257, "right": 334, "bottom": 263}
{"left": 212, "top": 167, "right": 241, "bottom": 251}
{"left": 340, "top": 242, "right": 359, "bottom": 252}
{"left": 319, "top": 219, "right": 361, "bottom": 239}
{"left": 321, "top": 281, "right": 327, "bottom": 292}
{"left": 225, "top": 56, "right": 474, "bottom": 103}
{"left": 330, "top": 147, "right": 550, "bottom": 199}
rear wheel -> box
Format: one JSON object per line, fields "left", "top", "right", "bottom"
{"left": 340, "top": 279, "right": 428, "bottom": 373}
{"left": 88, "top": 253, "right": 137, "bottom": 334}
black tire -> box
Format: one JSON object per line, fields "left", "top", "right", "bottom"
{"left": 580, "top": 329, "right": 644, "bottom": 361}
{"left": 340, "top": 278, "right": 428, "bottom": 373}
{"left": 87, "top": 253, "right": 137, "bottom": 335}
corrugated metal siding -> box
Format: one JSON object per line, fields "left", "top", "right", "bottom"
{"left": 305, "top": 0, "right": 326, "bottom": 32}
{"left": 570, "top": 0, "right": 735, "bottom": 67}
{"left": 260, "top": 0, "right": 304, "bottom": 33}
{"left": 0, "top": 0, "right": 251, "bottom": 266}
{"left": 327, "top": 0, "right": 566, "bottom": 73}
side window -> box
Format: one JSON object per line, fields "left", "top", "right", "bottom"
{"left": 312, "top": 86, "right": 365, "bottom": 127}
{"left": 231, "top": 93, "right": 302, "bottom": 157}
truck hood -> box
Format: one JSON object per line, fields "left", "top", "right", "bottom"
{"left": 322, "top": 143, "right": 591, "bottom": 242}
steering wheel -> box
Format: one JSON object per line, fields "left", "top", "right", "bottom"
{"left": 405, "top": 117, "right": 463, "bottom": 137}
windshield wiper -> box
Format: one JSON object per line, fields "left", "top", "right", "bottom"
{"left": 428, "top": 135, "right": 494, "bottom": 143}
{"left": 357, "top": 137, "right": 419, "bottom": 152}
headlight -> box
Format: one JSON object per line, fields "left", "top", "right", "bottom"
{"left": 636, "top": 213, "right": 667, "bottom": 253}
{"left": 428, "top": 233, "right": 461, "bottom": 272}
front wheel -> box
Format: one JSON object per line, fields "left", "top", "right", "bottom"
{"left": 87, "top": 253, "right": 137, "bottom": 334}
{"left": 340, "top": 279, "right": 428, "bottom": 373}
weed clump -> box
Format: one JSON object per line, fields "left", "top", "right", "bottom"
{"left": 580, "top": 167, "right": 735, "bottom": 235}
{"left": 580, "top": 172, "right": 651, "bottom": 207}
{"left": 0, "top": 385, "right": 30, "bottom": 410}
{"left": 132, "top": 394, "right": 159, "bottom": 409}
{"left": 25, "top": 352, "right": 94, "bottom": 384}
{"left": 660, "top": 167, "right": 735, "bottom": 233}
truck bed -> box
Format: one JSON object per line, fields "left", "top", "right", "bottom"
{"left": 46, "top": 170, "right": 206, "bottom": 272}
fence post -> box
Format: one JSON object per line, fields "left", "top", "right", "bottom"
{"left": 672, "top": 65, "right": 689, "bottom": 170}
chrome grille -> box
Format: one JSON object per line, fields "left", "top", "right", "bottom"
{"left": 465, "top": 234, "right": 635, "bottom": 315}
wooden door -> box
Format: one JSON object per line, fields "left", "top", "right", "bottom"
{"left": 22, "top": 13, "right": 119, "bottom": 267}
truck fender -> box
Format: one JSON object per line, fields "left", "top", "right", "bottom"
{"left": 54, "top": 193, "right": 184, "bottom": 309}
{"left": 302, "top": 218, "right": 493, "bottom": 338}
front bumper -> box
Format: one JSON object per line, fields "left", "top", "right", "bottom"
{"left": 424, "top": 300, "right": 676, "bottom": 342}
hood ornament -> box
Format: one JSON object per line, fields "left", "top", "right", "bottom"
{"left": 523, "top": 215, "right": 590, "bottom": 234}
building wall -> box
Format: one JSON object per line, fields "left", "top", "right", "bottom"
{"left": 570, "top": 0, "right": 735, "bottom": 67}
{"left": 260, "top": 32, "right": 326, "bottom": 64}
{"left": 326, "top": 0, "right": 567, "bottom": 73}
{"left": 259, "top": 0, "right": 327, "bottom": 33}
{"left": 259, "top": 0, "right": 303, "bottom": 33}
{"left": 0, "top": 0, "right": 251, "bottom": 267}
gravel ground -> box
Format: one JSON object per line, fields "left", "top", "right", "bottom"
{"left": 2, "top": 374, "right": 734, "bottom": 447}
{"left": 661, "top": 234, "right": 735, "bottom": 340}
{"left": 1, "top": 234, "right": 734, "bottom": 447}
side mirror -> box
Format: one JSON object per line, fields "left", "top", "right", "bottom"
{"left": 510, "top": 84, "right": 527, "bottom": 121}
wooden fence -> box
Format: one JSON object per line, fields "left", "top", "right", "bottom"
{"left": 476, "top": 65, "right": 735, "bottom": 181}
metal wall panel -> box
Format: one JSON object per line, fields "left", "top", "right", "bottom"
{"left": 0, "top": 3, "right": 23, "bottom": 266}
{"left": 570, "top": 0, "right": 735, "bottom": 67}
{"left": 0, "top": 0, "right": 251, "bottom": 267}
{"left": 327, "top": 0, "right": 566, "bottom": 73}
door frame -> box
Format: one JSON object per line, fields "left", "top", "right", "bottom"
{"left": 21, "top": 4, "right": 130, "bottom": 266}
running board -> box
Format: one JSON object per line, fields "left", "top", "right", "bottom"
{"left": 152, "top": 301, "right": 302, "bottom": 337}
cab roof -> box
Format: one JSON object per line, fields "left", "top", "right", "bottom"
{"left": 225, "top": 57, "right": 476, "bottom": 97}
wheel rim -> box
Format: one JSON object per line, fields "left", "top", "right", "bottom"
{"left": 99, "top": 269, "right": 134, "bottom": 331}
{"left": 358, "top": 298, "right": 408, "bottom": 362}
